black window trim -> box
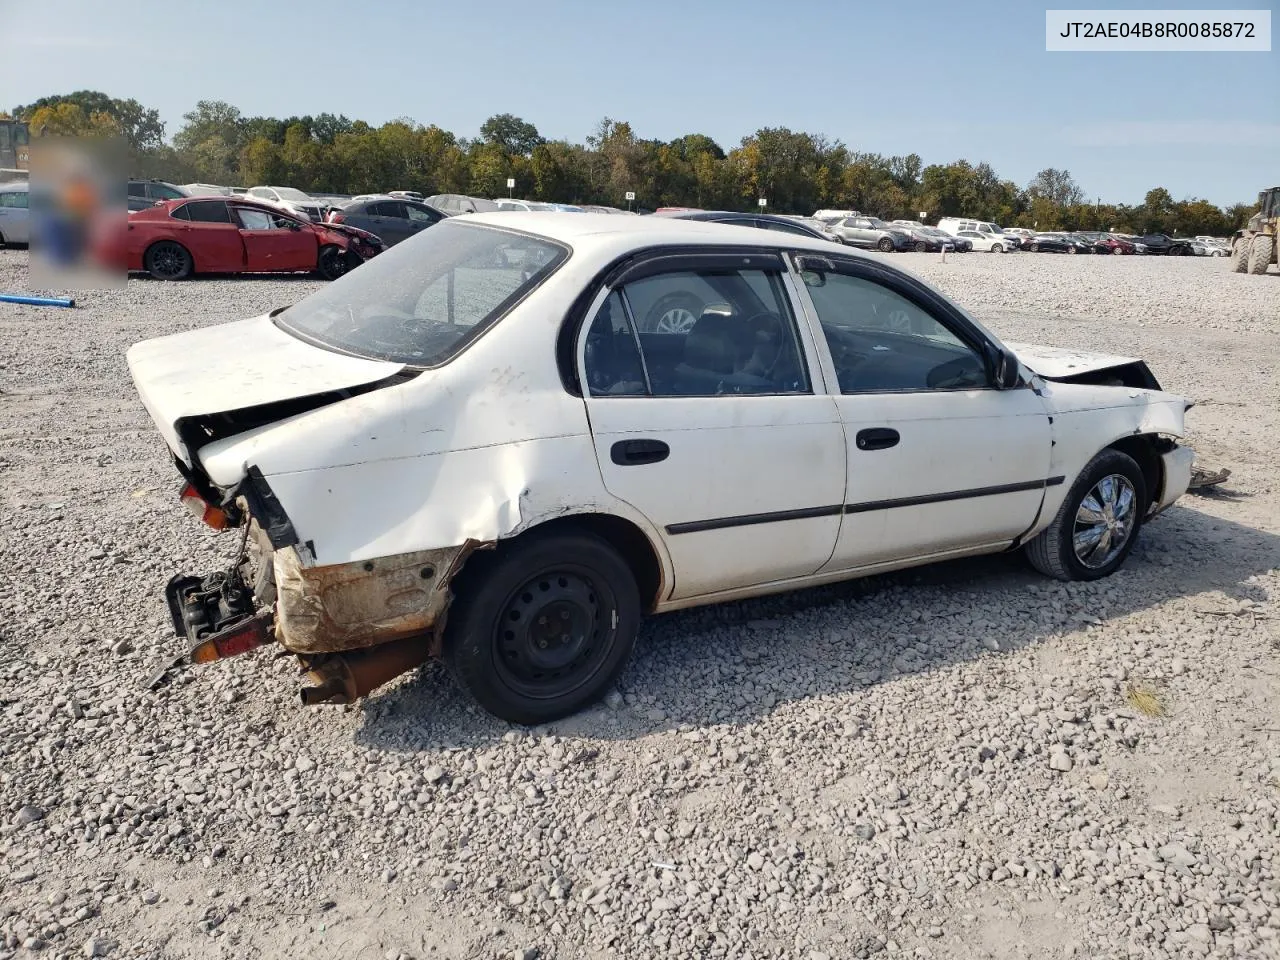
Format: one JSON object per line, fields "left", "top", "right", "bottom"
{"left": 558, "top": 244, "right": 813, "bottom": 397}
{"left": 787, "top": 251, "right": 1005, "bottom": 392}
{"left": 583, "top": 252, "right": 813, "bottom": 400}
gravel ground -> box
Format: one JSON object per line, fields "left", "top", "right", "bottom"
{"left": 1, "top": 248, "right": 1278, "bottom": 960}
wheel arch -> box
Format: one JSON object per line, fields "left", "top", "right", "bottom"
{"left": 1105, "top": 433, "right": 1170, "bottom": 511}
{"left": 498, "top": 512, "right": 667, "bottom": 612}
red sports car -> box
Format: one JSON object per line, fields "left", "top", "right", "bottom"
{"left": 118, "top": 197, "right": 385, "bottom": 280}
{"left": 1093, "top": 234, "right": 1136, "bottom": 255}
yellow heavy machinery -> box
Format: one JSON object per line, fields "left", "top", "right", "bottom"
{"left": 1232, "top": 186, "right": 1278, "bottom": 275}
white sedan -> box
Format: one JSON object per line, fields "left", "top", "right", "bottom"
{"left": 127, "top": 214, "right": 1196, "bottom": 723}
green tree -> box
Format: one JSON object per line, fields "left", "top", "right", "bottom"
{"left": 1027, "top": 168, "right": 1085, "bottom": 208}
{"left": 479, "top": 113, "right": 543, "bottom": 156}
{"left": 14, "top": 90, "right": 164, "bottom": 148}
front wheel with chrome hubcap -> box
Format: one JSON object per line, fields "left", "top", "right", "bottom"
{"left": 1026, "top": 448, "right": 1148, "bottom": 581}
{"left": 444, "top": 530, "right": 640, "bottom": 724}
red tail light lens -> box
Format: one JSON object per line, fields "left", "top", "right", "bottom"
{"left": 178, "top": 482, "right": 230, "bottom": 530}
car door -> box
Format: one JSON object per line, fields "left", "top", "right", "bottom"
{"left": 791, "top": 255, "right": 1053, "bottom": 571}
{"left": 361, "top": 200, "right": 410, "bottom": 245}
{"left": 173, "top": 200, "right": 244, "bottom": 272}
{"left": 852, "top": 218, "right": 880, "bottom": 247}
{"left": 233, "top": 206, "right": 318, "bottom": 272}
{"left": 579, "top": 252, "right": 846, "bottom": 600}
{"left": 404, "top": 202, "right": 441, "bottom": 241}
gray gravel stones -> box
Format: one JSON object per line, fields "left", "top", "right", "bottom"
{"left": 0, "top": 249, "right": 1277, "bottom": 959}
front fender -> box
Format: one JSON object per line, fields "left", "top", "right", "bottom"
{"left": 1036, "top": 381, "right": 1188, "bottom": 521}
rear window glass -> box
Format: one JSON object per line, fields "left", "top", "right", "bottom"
{"left": 275, "top": 220, "right": 569, "bottom": 366}
{"left": 184, "top": 200, "right": 232, "bottom": 223}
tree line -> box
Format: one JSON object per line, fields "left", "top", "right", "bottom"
{"left": 6, "top": 90, "right": 1258, "bottom": 237}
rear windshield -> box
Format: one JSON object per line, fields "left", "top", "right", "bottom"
{"left": 275, "top": 220, "right": 569, "bottom": 366}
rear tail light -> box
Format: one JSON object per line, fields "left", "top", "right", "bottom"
{"left": 178, "top": 482, "right": 230, "bottom": 530}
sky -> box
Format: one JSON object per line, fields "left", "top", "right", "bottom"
{"left": 2, "top": 0, "right": 1276, "bottom": 207}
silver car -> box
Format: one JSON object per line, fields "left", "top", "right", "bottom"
{"left": 0, "top": 180, "right": 29, "bottom": 246}
{"left": 827, "top": 216, "right": 911, "bottom": 252}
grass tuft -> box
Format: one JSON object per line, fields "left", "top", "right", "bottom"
{"left": 1125, "top": 684, "right": 1168, "bottom": 718}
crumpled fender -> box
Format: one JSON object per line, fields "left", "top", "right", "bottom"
{"left": 1035, "top": 379, "right": 1189, "bottom": 523}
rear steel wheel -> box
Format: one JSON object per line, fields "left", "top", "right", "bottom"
{"left": 444, "top": 531, "right": 640, "bottom": 724}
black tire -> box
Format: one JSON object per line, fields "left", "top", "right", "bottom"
{"left": 1029, "top": 242, "right": 1040, "bottom": 252}
{"left": 1248, "top": 235, "right": 1273, "bottom": 275}
{"left": 443, "top": 530, "right": 640, "bottom": 724}
{"left": 913, "top": 240, "right": 927, "bottom": 252}
{"left": 877, "top": 237, "right": 894, "bottom": 253}
{"left": 317, "top": 244, "right": 350, "bottom": 281}
{"left": 1231, "top": 236, "right": 1251, "bottom": 273}
{"left": 144, "top": 240, "right": 192, "bottom": 280}
{"left": 1067, "top": 245, "right": 1077, "bottom": 255}
{"left": 1026, "top": 449, "right": 1148, "bottom": 582}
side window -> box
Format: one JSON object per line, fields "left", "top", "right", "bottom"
{"left": 127, "top": 182, "right": 146, "bottom": 197}
{"left": 184, "top": 200, "right": 232, "bottom": 223}
{"left": 380, "top": 201, "right": 409, "bottom": 219}
{"left": 150, "top": 183, "right": 185, "bottom": 200}
{"left": 763, "top": 220, "right": 814, "bottom": 237}
{"left": 583, "top": 291, "right": 647, "bottom": 397}
{"left": 235, "top": 208, "right": 275, "bottom": 230}
{"left": 801, "top": 271, "right": 989, "bottom": 394}
{"left": 169, "top": 203, "right": 191, "bottom": 220}
{"left": 406, "top": 204, "right": 436, "bottom": 223}
{"left": 366, "top": 201, "right": 390, "bottom": 216}
{"left": 590, "top": 268, "right": 809, "bottom": 397}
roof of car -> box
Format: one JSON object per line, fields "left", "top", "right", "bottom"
{"left": 459, "top": 211, "right": 849, "bottom": 254}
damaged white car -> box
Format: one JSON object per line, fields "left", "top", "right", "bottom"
{"left": 127, "top": 213, "right": 1196, "bottom": 723}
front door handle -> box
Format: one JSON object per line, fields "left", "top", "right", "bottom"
{"left": 611, "top": 438, "right": 670, "bottom": 466}
{"left": 855, "top": 427, "right": 900, "bottom": 451}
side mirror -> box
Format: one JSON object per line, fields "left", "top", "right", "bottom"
{"left": 994, "top": 348, "right": 1022, "bottom": 389}
{"left": 288, "top": 221, "right": 302, "bottom": 231}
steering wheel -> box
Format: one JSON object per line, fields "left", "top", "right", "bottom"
{"left": 737, "top": 312, "right": 786, "bottom": 379}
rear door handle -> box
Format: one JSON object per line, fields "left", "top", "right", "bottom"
{"left": 855, "top": 427, "right": 900, "bottom": 451}
{"left": 611, "top": 438, "right": 670, "bottom": 466}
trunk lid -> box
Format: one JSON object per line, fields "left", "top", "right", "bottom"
{"left": 127, "top": 312, "right": 405, "bottom": 465}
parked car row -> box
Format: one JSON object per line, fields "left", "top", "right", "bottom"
{"left": 1016, "top": 231, "right": 1229, "bottom": 256}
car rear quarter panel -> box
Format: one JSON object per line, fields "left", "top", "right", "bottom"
{"left": 197, "top": 258, "right": 672, "bottom": 574}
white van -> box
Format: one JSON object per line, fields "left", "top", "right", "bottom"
{"left": 937, "top": 217, "right": 1018, "bottom": 252}
{"left": 812, "top": 208, "right": 861, "bottom": 223}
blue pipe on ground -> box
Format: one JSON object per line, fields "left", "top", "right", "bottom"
{"left": 0, "top": 293, "right": 76, "bottom": 307}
